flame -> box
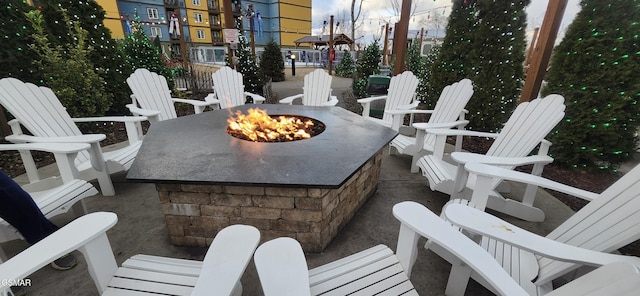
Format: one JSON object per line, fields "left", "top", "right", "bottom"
{"left": 227, "top": 108, "right": 316, "bottom": 142}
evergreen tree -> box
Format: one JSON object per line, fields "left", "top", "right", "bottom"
{"left": 119, "top": 17, "right": 174, "bottom": 88}
{"left": 420, "top": 45, "right": 441, "bottom": 108}
{"left": 230, "top": 36, "right": 263, "bottom": 96}
{"left": 40, "top": 0, "right": 130, "bottom": 114}
{"left": 542, "top": 1, "right": 640, "bottom": 171}
{"left": 259, "top": 39, "right": 285, "bottom": 82}
{"left": 0, "top": 0, "right": 41, "bottom": 83}
{"left": 353, "top": 41, "right": 381, "bottom": 98}
{"left": 335, "top": 50, "right": 355, "bottom": 78}
{"left": 27, "top": 9, "right": 111, "bottom": 117}
{"left": 404, "top": 39, "right": 427, "bottom": 102}
{"left": 431, "top": 0, "right": 529, "bottom": 132}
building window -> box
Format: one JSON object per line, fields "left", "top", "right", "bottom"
{"left": 192, "top": 0, "right": 201, "bottom": 6}
{"left": 147, "top": 8, "right": 159, "bottom": 20}
{"left": 210, "top": 15, "right": 220, "bottom": 26}
{"left": 196, "top": 29, "right": 206, "bottom": 39}
{"left": 150, "top": 26, "right": 162, "bottom": 38}
{"left": 193, "top": 12, "right": 203, "bottom": 23}
{"left": 212, "top": 30, "right": 221, "bottom": 42}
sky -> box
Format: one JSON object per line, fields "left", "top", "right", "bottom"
{"left": 310, "top": 0, "right": 583, "bottom": 45}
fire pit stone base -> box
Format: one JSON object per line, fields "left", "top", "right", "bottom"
{"left": 156, "top": 150, "right": 383, "bottom": 252}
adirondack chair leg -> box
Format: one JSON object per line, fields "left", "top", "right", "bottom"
{"left": 17, "top": 149, "right": 40, "bottom": 183}
{"left": 78, "top": 233, "right": 118, "bottom": 294}
{"left": 95, "top": 172, "right": 115, "bottom": 197}
{"left": 72, "top": 199, "right": 88, "bottom": 217}
{"left": 446, "top": 261, "right": 472, "bottom": 296}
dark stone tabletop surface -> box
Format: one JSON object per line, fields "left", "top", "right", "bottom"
{"left": 126, "top": 105, "right": 398, "bottom": 188}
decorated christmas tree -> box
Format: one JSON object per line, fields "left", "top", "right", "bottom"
{"left": 404, "top": 39, "right": 427, "bottom": 102}
{"left": 0, "top": 0, "right": 41, "bottom": 83}
{"left": 119, "top": 15, "right": 174, "bottom": 88}
{"left": 335, "top": 50, "right": 355, "bottom": 78}
{"left": 430, "top": 0, "right": 529, "bottom": 131}
{"left": 40, "top": 0, "right": 130, "bottom": 114}
{"left": 259, "top": 39, "right": 285, "bottom": 82}
{"left": 353, "top": 41, "right": 381, "bottom": 98}
{"left": 27, "top": 9, "right": 111, "bottom": 117}
{"left": 231, "top": 36, "right": 263, "bottom": 96}
{"left": 542, "top": 1, "right": 640, "bottom": 171}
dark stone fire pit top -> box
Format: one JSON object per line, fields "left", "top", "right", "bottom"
{"left": 126, "top": 104, "right": 398, "bottom": 188}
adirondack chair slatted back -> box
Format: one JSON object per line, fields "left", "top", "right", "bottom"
{"left": 127, "top": 68, "right": 177, "bottom": 121}
{"left": 381, "top": 71, "right": 419, "bottom": 123}
{"left": 422, "top": 79, "right": 474, "bottom": 148}
{"left": 0, "top": 78, "right": 91, "bottom": 166}
{"left": 212, "top": 66, "right": 246, "bottom": 109}
{"left": 302, "top": 69, "right": 332, "bottom": 106}
{"left": 485, "top": 95, "right": 565, "bottom": 188}
{"left": 537, "top": 164, "right": 640, "bottom": 281}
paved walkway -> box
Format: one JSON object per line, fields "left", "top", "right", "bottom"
{"left": 3, "top": 70, "right": 578, "bottom": 295}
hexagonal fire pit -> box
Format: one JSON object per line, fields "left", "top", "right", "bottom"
{"left": 127, "top": 104, "right": 397, "bottom": 252}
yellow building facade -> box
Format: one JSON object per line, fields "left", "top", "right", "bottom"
{"left": 278, "top": 0, "right": 311, "bottom": 46}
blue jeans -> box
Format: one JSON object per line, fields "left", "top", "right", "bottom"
{"left": 0, "top": 170, "right": 58, "bottom": 244}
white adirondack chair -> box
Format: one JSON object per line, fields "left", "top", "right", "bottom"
{"left": 0, "top": 143, "right": 98, "bottom": 260}
{"left": 254, "top": 201, "right": 528, "bottom": 296}
{"left": 254, "top": 201, "right": 640, "bottom": 296}
{"left": 356, "top": 71, "right": 420, "bottom": 128}
{"left": 0, "top": 78, "right": 146, "bottom": 196}
{"left": 279, "top": 69, "right": 338, "bottom": 106}
{"left": 211, "top": 66, "right": 266, "bottom": 109}
{"left": 442, "top": 164, "right": 640, "bottom": 296}
{"left": 126, "top": 68, "right": 220, "bottom": 123}
{"left": 389, "top": 78, "right": 474, "bottom": 172}
{"left": 416, "top": 95, "right": 566, "bottom": 221}
{"left": 0, "top": 213, "right": 260, "bottom": 296}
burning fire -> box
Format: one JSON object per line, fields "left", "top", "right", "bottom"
{"left": 227, "top": 108, "right": 321, "bottom": 142}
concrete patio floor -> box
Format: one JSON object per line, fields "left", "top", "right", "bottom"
{"left": 2, "top": 68, "right": 581, "bottom": 295}
{"left": 3, "top": 151, "right": 577, "bottom": 296}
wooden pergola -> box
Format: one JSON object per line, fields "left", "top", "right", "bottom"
{"left": 294, "top": 34, "right": 354, "bottom": 49}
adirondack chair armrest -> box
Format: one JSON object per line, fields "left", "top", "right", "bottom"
{"left": 451, "top": 152, "right": 554, "bottom": 167}
{"left": 126, "top": 103, "right": 162, "bottom": 118}
{"left": 0, "top": 212, "right": 118, "bottom": 291}
{"left": 421, "top": 128, "right": 498, "bottom": 138}
{"left": 6, "top": 134, "right": 106, "bottom": 144}
{"left": 444, "top": 204, "right": 640, "bottom": 279}
{"left": 204, "top": 92, "right": 220, "bottom": 104}
{"left": 171, "top": 98, "right": 212, "bottom": 107}
{"left": 387, "top": 109, "right": 434, "bottom": 115}
{"left": 356, "top": 95, "right": 387, "bottom": 104}
{"left": 464, "top": 162, "right": 599, "bottom": 202}
{"left": 192, "top": 224, "right": 261, "bottom": 295}
{"left": 71, "top": 116, "right": 148, "bottom": 123}
{"left": 397, "top": 101, "right": 420, "bottom": 110}
{"left": 392, "top": 201, "right": 528, "bottom": 296}
{"left": 323, "top": 95, "right": 339, "bottom": 106}
{"left": 279, "top": 94, "right": 302, "bottom": 105}
{"left": 412, "top": 120, "right": 470, "bottom": 130}
{"left": 73, "top": 116, "right": 146, "bottom": 144}
{"left": 0, "top": 143, "right": 90, "bottom": 154}
{"left": 244, "top": 92, "right": 267, "bottom": 104}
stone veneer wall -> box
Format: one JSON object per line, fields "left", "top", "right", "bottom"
{"left": 155, "top": 149, "right": 383, "bottom": 252}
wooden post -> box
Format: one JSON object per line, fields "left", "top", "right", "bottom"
{"left": 525, "top": 27, "right": 540, "bottom": 71}
{"left": 392, "top": 0, "right": 411, "bottom": 75}
{"left": 175, "top": 9, "right": 189, "bottom": 69}
{"left": 419, "top": 27, "right": 424, "bottom": 49}
{"left": 223, "top": 0, "right": 235, "bottom": 67}
{"left": 382, "top": 23, "right": 390, "bottom": 65}
{"left": 519, "top": 0, "right": 568, "bottom": 103}
{"left": 328, "top": 15, "right": 334, "bottom": 75}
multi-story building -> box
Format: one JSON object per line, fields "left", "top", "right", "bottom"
{"left": 114, "top": 0, "right": 311, "bottom": 48}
